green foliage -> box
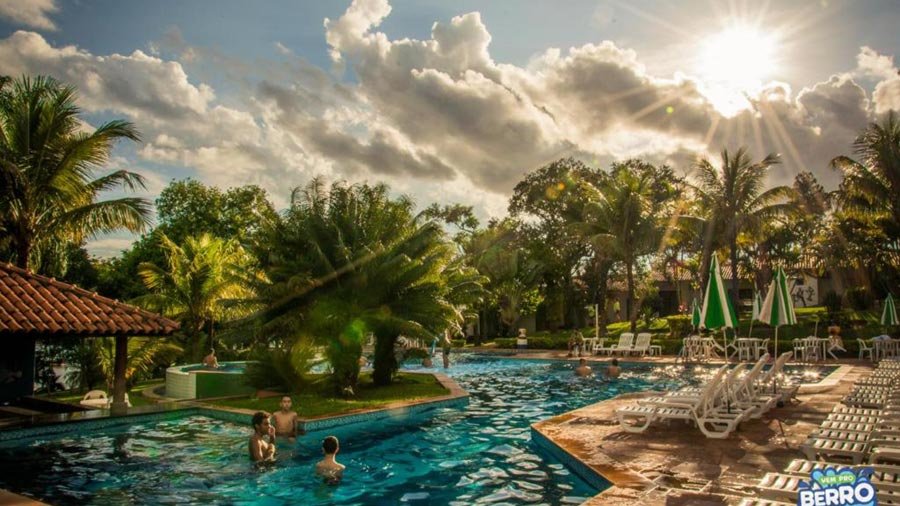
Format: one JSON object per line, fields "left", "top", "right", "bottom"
{"left": 0, "top": 75, "right": 150, "bottom": 270}
{"left": 64, "top": 337, "right": 181, "bottom": 391}
{"left": 246, "top": 179, "right": 484, "bottom": 393}
{"left": 846, "top": 287, "right": 873, "bottom": 311}
{"left": 244, "top": 343, "right": 313, "bottom": 392}
{"left": 216, "top": 372, "right": 448, "bottom": 419}
{"left": 134, "top": 233, "right": 251, "bottom": 361}
{"left": 666, "top": 315, "right": 693, "bottom": 338}
{"left": 822, "top": 291, "right": 842, "bottom": 319}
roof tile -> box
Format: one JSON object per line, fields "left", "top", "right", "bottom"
{"left": 0, "top": 263, "right": 179, "bottom": 337}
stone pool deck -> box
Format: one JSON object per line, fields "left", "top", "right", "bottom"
{"left": 527, "top": 356, "right": 873, "bottom": 505}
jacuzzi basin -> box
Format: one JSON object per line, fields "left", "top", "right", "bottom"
{"left": 165, "top": 361, "right": 255, "bottom": 399}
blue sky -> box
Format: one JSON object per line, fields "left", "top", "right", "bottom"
{"left": 0, "top": 0, "right": 898, "bottom": 256}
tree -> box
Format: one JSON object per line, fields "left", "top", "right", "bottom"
{"left": 66, "top": 337, "right": 181, "bottom": 391}
{"left": 831, "top": 111, "right": 900, "bottom": 291}
{"left": 691, "top": 148, "right": 792, "bottom": 303}
{"left": 0, "top": 75, "right": 150, "bottom": 270}
{"left": 135, "top": 233, "right": 250, "bottom": 361}
{"left": 509, "top": 158, "right": 599, "bottom": 329}
{"left": 466, "top": 220, "right": 543, "bottom": 337}
{"left": 578, "top": 161, "right": 673, "bottom": 332}
{"left": 248, "top": 179, "right": 482, "bottom": 392}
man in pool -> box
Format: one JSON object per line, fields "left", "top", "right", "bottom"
{"left": 272, "top": 396, "right": 302, "bottom": 441}
{"left": 203, "top": 348, "right": 219, "bottom": 369}
{"left": 606, "top": 358, "right": 621, "bottom": 379}
{"left": 574, "top": 358, "right": 593, "bottom": 377}
{"left": 315, "top": 436, "right": 345, "bottom": 484}
{"left": 249, "top": 411, "right": 276, "bottom": 463}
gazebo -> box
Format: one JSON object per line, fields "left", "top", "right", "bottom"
{"left": 0, "top": 262, "right": 178, "bottom": 410}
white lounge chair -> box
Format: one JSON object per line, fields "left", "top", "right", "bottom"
{"left": 597, "top": 333, "right": 633, "bottom": 356}
{"left": 860, "top": 339, "right": 875, "bottom": 361}
{"left": 631, "top": 333, "right": 652, "bottom": 357}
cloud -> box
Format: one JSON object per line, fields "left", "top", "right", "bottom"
{"left": 4, "top": 0, "right": 900, "bottom": 236}
{"left": 84, "top": 237, "right": 138, "bottom": 258}
{"left": 0, "top": 0, "right": 58, "bottom": 31}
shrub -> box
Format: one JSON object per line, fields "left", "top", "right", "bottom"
{"left": 846, "top": 287, "right": 872, "bottom": 311}
{"left": 451, "top": 339, "right": 466, "bottom": 348}
{"left": 822, "top": 290, "right": 842, "bottom": 318}
{"left": 244, "top": 342, "right": 313, "bottom": 392}
{"left": 666, "top": 315, "right": 692, "bottom": 338}
{"left": 495, "top": 338, "right": 515, "bottom": 348}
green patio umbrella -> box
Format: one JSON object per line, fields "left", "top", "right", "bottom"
{"left": 758, "top": 266, "right": 797, "bottom": 357}
{"left": 748, "top": 290, "right": 763, "bottom": 338}
{"left": 691, "top": 297, "right": 701, "bottom": 331}
{"left": 883, "top": 293, "right": 899, "bottom": 327}
{"left": 700, "top": 256, "right": 739, "bottom": 354}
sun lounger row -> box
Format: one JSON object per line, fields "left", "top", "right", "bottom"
{"left": 754, "top": 360, "right": 900, "bottom": 504}
{"left": 615, "top": 352, "right": 793, "bottom": 438}
{"left": 594, "top": 332, "right": 657, "bottom": 356}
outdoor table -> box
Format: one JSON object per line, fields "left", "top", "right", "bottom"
{"left": 735, "top": 338, "right": 764, "bottom": 361}
{"left": 874, "top": 339, "right": 900, "bottom": 361}
{"left": 808, "top": 337, "right": 832, "bottom": 362}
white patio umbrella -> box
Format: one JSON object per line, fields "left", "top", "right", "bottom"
{"left": 748, "top": 290, "right": 763, "bottom": 338}
{"left": 700, "top": 256, "right": 739, "bottom": 356}
{"left": 758, "top": 266, "right": 797, "bottom": 357}
{"left": 882, "top": 294, "right": 899, "bottom": 327}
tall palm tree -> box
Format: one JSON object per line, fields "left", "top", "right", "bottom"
{"left": 692, "top": 148, "right": 792, "bottom": 304}
{"left": 135, "top": 233, "right": 250, "bottom": 360}
{"left": 579, "top": 163, "right": 663, "bottom": 332}
{"left": 832, "top": 111, "right": 900, "bottom": 243}
{"left": 0, "top": 75, "right": 150, "bottom": 270}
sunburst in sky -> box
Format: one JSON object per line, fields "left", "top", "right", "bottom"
{"left": 0, "top": 0, "right": 897, "bottom": 256}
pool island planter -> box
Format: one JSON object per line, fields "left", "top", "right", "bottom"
{"left": 0, "top": 372, "right": 468, "bottom": 443}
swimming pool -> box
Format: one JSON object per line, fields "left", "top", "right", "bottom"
{"left": 0, "top": 355, "right": 836, "bottom": 505}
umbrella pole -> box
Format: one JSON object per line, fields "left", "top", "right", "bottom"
{"left": 814, "top": 319, "right": 819, "bottom": 338}
{"left": 748, "top": 320, "right": 754, "bottom": 339}
{"left": 774, "top": 327, "right": 779, "bottom": 358}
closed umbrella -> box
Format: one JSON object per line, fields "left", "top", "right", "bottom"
{"left": 758, "top": 266, "right": 797, "bottom": 357}
{"left": 700, "top": 256, "right": 739, "bottom": 356}
{"left": 748, "top": 290, "right": 763, "bottom": 338}
{"left": 882, "top": 294, "right": 899, "bottom": 327}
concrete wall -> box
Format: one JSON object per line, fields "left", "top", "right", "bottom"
{"left": 0, "top": 337, "right": 35, "bottom": 402}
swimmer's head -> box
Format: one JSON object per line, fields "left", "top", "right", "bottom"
{"left": 323, "top": 436, "right": 339, "bottom": 455}
{"left": 611, "top": 358, "right": 619, "bottom": 366}
{"left": 579, "top": 358, "right": 586, "bottom": 365}
{"left": 280, "top": 396, "right": 292, "bottom": 411}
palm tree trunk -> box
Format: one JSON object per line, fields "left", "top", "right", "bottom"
{"left": 15, "top": 236, "right": 31, "bottom": 269}
{"left": 626, "top": 258, "right": 637, "bottom": 333}
{"left": 730, "top": 231, "right": 739, "bottom": 307}
{"left": 596, "top": 264, "right": 610, "bottom": 337}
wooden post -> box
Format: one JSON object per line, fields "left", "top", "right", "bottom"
{"left": 111, "top": 335, "right": 128, "bottom": 413}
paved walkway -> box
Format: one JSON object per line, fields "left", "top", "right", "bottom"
{"left": 528, "top": 356, "right": 872, "bottom": 505}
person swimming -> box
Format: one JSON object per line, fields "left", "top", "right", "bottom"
{"left": 574, "top": 358, "right": 593, "bottom": 377}
{"left": 272, "top": 396, "right": 301, "bottom": 441}
{"left": 249, "top": 411, "right": 276, "bottom": 463}
{"left": 606, "top": 358, "right": 621, "bottom": 379}
{"left": 315, "top": 436, "right": 346, "bottom": 485}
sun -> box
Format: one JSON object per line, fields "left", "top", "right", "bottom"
{"left": 697, "top": 25, "right": 778, "bottom": 116}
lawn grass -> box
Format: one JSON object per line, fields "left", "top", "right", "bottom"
{"left": 212, "top": 372, "right": 449, "bottom": 418}
{"left": 40, "top": 379, "right": 162, "bottom": 408}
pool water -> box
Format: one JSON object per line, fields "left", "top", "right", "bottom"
{"left": 0, "top": 355, "right": 835, "bottom": 505}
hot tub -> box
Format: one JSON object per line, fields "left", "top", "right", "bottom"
{"left": 165, "top": 361, "right": 255, "bottom": 399}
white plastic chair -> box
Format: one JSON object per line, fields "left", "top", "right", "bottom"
{"left": 859, "top": 339, "right": 874, "bottom": 361}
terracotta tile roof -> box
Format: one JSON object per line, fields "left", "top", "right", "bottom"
{"left": 0, "top": 263, "right": 179, "bottom": 337}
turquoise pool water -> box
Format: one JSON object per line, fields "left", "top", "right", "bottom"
{"left": 0, "top": 355, "right": 836, "bottom": 505}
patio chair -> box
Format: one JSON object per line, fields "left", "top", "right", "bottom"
{"left": 616, "top": 366, "right": 728, "bottom": 433}
{"left": 756, "top": 339, "right": 770, "bottom": 360}
{"left": 859, "top": 339, "right": 875, "bottom": 361}
{"left": 80, "top": 390, "right": 110, "bottom": 409}
{"left": 597, "top": 333, "right": 633, "bottom": 356}
{"left": 631, "top": 333, "right": 652, "bottom": 357}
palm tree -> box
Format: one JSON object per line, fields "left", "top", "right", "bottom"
{"left": 66, "top": 337, "right": 182, "bottom": 391}
{"left": 0, "top": 75, "right": 150, "bottom": 270}
{"left": 135, "top": 233, "right": 250, "bottom": 361}
{"left": 579, "top": 163, "right": 664, "bottom": 332}
{"left": 249, "top": 179, "right": 483, "bottom": 391}
{"left": 832, "top": 111, "right": 900, "bottom": 244}
{"left": 692, "top": 148, "right": 793, "bottom": 304}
